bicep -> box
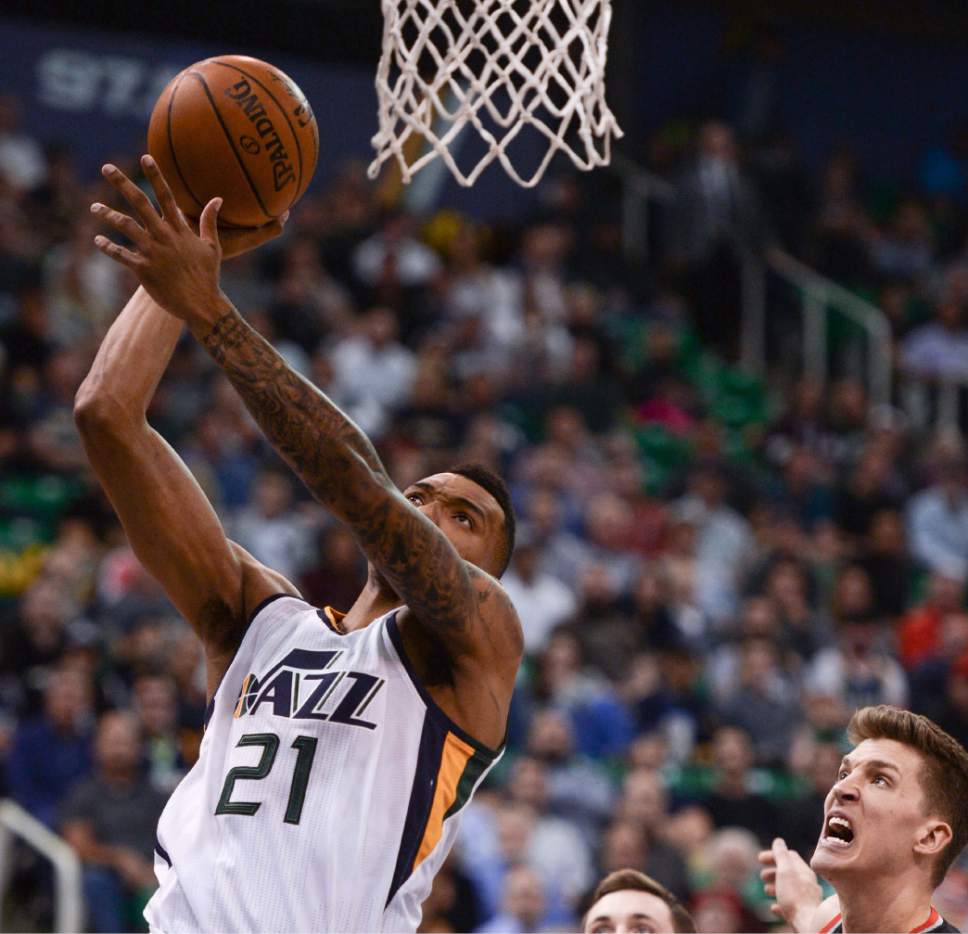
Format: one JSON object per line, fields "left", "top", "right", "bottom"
{"left": 78, "top": 410, "right": 244, "bottom": 653}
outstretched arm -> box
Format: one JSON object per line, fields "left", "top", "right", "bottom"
{"left": 79, "top": 181, "right": 292, "bottom": 694}
{"left": 92, "top": 157, "right": 521, "bottom": 678}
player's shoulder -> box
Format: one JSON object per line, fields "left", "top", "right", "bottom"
{"left": 468, "top": 564, "right": 523, "bottom": 654}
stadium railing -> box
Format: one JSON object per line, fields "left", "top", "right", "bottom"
{"left": 0, "top": 799, "right": 82, "bottom": 933}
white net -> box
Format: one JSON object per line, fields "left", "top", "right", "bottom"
{"left": 367, "top": 0, "right": 623, "bottom": 189}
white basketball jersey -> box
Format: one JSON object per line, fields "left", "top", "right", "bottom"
{"left": 145, "top": 594, "right": 502, "bottom": 933}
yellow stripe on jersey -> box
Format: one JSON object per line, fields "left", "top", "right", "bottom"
{"left": 412, "top": 731, "right": 475, "bottom": 871}
{"left": 233, "top": 674, "right": 252, "bottom": 718}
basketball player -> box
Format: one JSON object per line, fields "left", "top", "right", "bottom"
{"left": 79, "top": 155, "right": 523, "bottom": 932}
{"left": 759, "top": 706, "right": 968, "bottom": 932}
{"left": 582, "top": 870, "right": 696, "bottom": 934}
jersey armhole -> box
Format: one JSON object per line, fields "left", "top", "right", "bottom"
{"left": 386, "top": 611, "right": 502, "bottom": 763}
{"left": 203, "top": 592, "right": 295, "bottom": 729}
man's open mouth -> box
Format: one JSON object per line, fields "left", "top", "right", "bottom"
{"left": 821, "top": 813, "right": 855, "bottom": 849}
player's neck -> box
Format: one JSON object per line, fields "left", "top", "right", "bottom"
{"left": 837, "top": 873, "right": 933, "bottom": 933}
{"left": 340, "top": 572, "right": 402, "bottom": 631}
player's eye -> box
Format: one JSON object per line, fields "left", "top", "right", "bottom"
{"left": 873, "top": 774, "right": 889, "bottom": 786}
{"left": 406, "top": 493, "right": 423, "bottom": 505}
{"left": 454, "top": 513, "right": 473, "bottom": 528}
{"left": 838, "top": 769, "right": 849, "bottom": 780}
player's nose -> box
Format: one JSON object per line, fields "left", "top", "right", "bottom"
{"left": 421, "top": 501, "right": 442, "bottom": 526}
{"left": 832, "top": 776, "right": 860, "bottom": 802}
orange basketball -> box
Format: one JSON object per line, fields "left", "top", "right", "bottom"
{"left": 147, "top": 55, "right": 318, "bottom": 228}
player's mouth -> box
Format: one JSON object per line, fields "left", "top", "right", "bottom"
{"left": 819, "top": 811, "right": 855, "bottom": 851}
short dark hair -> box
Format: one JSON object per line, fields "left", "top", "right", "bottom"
{"left": 449, "top": 463, "right": 516, "bottom": 576}
{"left": 848, "top": 705, "right": 968, "bottom": 887}
{"left": 584, "top": 869, "right": 695, "bottom": 933}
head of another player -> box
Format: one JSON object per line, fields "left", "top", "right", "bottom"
{"left": 811, "top": 705, "right": 968, "bottom": 891}
{"left": 582, "top": 869, "right": 696, "bottom": 934}
{"left": 402, "top": 463, "right": 516, "bottom": 578}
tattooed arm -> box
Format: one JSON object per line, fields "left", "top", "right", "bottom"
{"left": 92, "top": 158, "right": 522, "bottom": 711}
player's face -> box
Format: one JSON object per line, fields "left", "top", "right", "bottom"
{"left": 403, "top": 473, "right": 505, "bottom": 576}
{"left": 810, "top": 738, "right": 937, "bottom": 882}
{"left": 583, "top": 890, "right": 676, "bottom": 934}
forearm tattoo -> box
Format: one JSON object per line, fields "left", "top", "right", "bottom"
{"left": 200, "top": 308, "right": 476, "bottom": 631}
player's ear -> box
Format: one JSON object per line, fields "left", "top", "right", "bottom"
{"left": 914, "top": 819, "right": 952, "bottom": 858}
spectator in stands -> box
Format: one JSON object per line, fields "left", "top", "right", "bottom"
{"left": 328, "top": 306, "right": 417, "bottom": 438}
{"left": 674, "top": 462, "right": 754, "bottom": 624}
{"left": 524, "top": 705, "right": 617, "bottom": 829}
{"left": 854, "top": 508, "right": 912, "bottom": 618}
{"left": 6, "top": 666, "right": 93, "bottom": 826}
{"left": 690, "top": 726, "right": 778, "bottom": 846}
{"left": 505, "top": 755, "right": 595, "bottom": 913}
{"left": 693, "top": 828, "right": 768, "bottom": 933}
{"left": 906, "top": 446, "right": 968, "bottom": 579}
{"left": 718, "top": 636, "right": 800, "bottom": 766}
{"left": 131, "top": 672, "right": 186, "bottom": 794}
{"left": 869, "top": 198, "right": 935, "bottom": 280}
{"left": 617, "top": 769, "right": 693, "bottom": 901}
{"left": 666, "top": 120, "right": 774, "bottom": 357}
{"left": 0, "top": 94, "right": 46, "bottom": 192}
{"left": 900, "top": 286, "right": 968, "bottom": 383}
{"left": 61, "top": 711, "right": 167, "bottom": 933}
{"left": 528, "top": 632, "right": 635, "bottom": 761}
{"left": 501, "top": 528, "right": 577, "bottom": 656}
{"left": 897, "top": 570, "right": 965, "bottom": 671}
{"left": 476, "top": 864, "right": 548, "bottom": 934}
{"left": 229, "top": 468, "right": 315, "bottom": 582}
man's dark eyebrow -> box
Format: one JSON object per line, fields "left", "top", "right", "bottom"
{"left": 405, "top": 482, "right": 487, "bottom": 522}
{"left": 839, "top": 757, "right": 901, "bottom": 776}
{"left": 862, "top": 759, "right": 901, "bottom": 775}
{"left": 589, "top": 913, "right": 659, "bottom": 924}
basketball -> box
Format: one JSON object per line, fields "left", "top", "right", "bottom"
{"left": 147, "top": 55, "right": 318, "bottom": 228}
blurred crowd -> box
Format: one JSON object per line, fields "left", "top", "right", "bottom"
{"left": 3, "top": 85, "right": 968, "bottom": 932}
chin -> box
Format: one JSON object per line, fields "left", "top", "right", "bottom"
{"left": 811, "top": 839, "right": 861, "bottom": 880}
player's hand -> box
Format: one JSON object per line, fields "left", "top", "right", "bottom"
{"left": 195, "top": 213, "right": 288, "bottom": 261}
{"left": 758, "top": 837, "right": 823, "bottom": 933}
{"left": 92, "top": 154, "right": 225, "bottom": 325}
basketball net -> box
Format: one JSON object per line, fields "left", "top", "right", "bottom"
{"left": 368, "top": 0, "right": 623, "bottom": 189}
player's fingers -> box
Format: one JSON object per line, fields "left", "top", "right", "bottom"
{"left": 101, "top": 164, "right": 163, "bottom": 233}
{"left": 141, "top": 155, "right": 186, "bottom": 227}
{"left": 772, "top": 837, "right": 790, "bottom": 862}
{"left": 759, "top": 867, "right": 776, "bottom": 882}
{"left": 93, "top": 234, "right": 144, "bottom": 270}
{"left": 90, "top": 203, "right": 148, "bottom": 247}
{"left": 758, "top": 850, "right": 777, "bottom": 865}
{"left": 764, "top": 883, "right": 776, "bottom": 897}
{"left": 770, "top": 904, "right": 784, "bottom": 916}
{"left": 198, "top": 198, "right": 223, "bottom": 246}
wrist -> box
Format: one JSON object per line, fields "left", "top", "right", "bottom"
{"left": 188, "top": 293, "right": 236, "bottom": 343}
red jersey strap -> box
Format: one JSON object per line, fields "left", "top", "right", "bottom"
{"left": 912, "top": 907, "right": 943, "bottom": 933}
{"left": 819, "top": 906, "right": 943, "bottom": 933}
